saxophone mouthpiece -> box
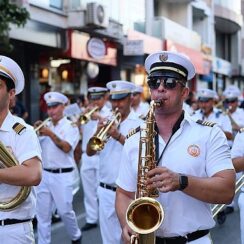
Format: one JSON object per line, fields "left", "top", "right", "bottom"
{"left": 154, "top": 100, "right": 163, "bottom": 107}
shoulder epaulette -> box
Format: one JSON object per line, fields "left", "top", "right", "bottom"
{"left": 12, "top": 122, "right": 26, "bottom": 135}
{"left": 126, "top": 126, "right": 141, "bottom": 139}
{"left": 196, "top": 119, "right": 216, "bottom": 127}
{"left": 239, "top": 128, "right": 244, "bottom": 133}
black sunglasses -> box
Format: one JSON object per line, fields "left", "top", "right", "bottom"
{"left": 147, "top": 77, "right": 185, "bottom": 90}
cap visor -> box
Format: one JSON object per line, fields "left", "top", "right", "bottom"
{"left": 47, "top": 102, "right": 62, "bottom": 107}
{"left": 0, "top": 71, "right": 13, "bottom": 82}
{"left": 110, "top": 93, "right": 130, "bottom": 100}
{"left": 149, "top": 70, "right": 185, "bottom": 80}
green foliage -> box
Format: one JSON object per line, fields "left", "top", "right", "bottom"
{"left": 0, "top": 0, "right": 30, "bottom": 52}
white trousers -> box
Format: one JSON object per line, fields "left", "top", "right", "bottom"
{"left": 0, "top": 221, "right": 35, "bottom": 244}
{"left": 98, "top": 186, "right": 122, "bottom": 244}
{"left": 80, "top": 164, "right": 99, "bottom": 224}
{"left": 36, "top": 171, "right": 81, "bottom": 244}
{"left": 239, "top": 192, "right": 244, "bottom": 244}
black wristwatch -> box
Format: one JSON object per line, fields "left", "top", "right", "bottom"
{"left": 179, "top": 174, "right": 188, "bottom": 191}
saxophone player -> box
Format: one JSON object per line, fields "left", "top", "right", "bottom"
{"left": 0, "top": 56, "right": 42, "bottom": 243}
{"left": 86, "top": 80, "right": 143, "bottom": 244}
{"left": 115, "top": 51, "right": 235, "bottom": 244}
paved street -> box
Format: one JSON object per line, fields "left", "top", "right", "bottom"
{"left": 34, "top": 185, "right": 242, "bottom": 244}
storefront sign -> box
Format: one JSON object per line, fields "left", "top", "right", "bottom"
{"left": 65, "top": 31, "right": 117, "bottom": 66}
{"left": 127, "top": 29, "right": 162, "bottom": 54}
{"left": 123, "top": 40, "right": 144, "bottom": 56}
{"left": 87, "top": 37, "right": 106, "bottom": 59}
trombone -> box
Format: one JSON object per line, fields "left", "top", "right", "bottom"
{"left": 88, "top": 108, "right": 121, "bottom": 152}
{"left": 212, "top": 174, "right": 244, "bottom": 218}
{"left": 34, "top": 117, "right": 51, "bottom": 134}
{"left": 80, "top": 106, "right": 99, "bottom": 125}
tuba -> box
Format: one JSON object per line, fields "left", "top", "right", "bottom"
{"left": 88, "top": 108, "right": 121, "bottom": 152}
{"left": 80, "top": 106, "right": 99, "bottom": 125}
{"left": 0, "top": 141, "right": 31, "bottom": 210}
{"left": 126, "top": 100, "right": 164, "bottom": 244}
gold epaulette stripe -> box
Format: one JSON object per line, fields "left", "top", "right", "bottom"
{"left": 126, "top": 126, "right": 141, "bottom": 139}
{"left": 239, "top": 128, "right": 244, "bottom": 133}
{"left": 12, "top": 122, "right": 26, "bottom": 135}
{"left": 196, "top": 120, "right": 216, "bottom": 127}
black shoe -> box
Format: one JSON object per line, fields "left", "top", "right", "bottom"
{"left": 72, "top": 236, "right": 82, "bottom": 244}
{"left": 224, "top": 206, "right": 234, "bottom": 215}
{"left": 217, "top": 210, "right": 226, "bottom": 225}
{"left": 81, "top": 223, "right": 98, "bottom": 231}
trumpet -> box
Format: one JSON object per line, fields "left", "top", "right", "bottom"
{"left": 80, "top": 106, "right": 99, "bottom": 125}
{"left": 212, "top": 174, "right": 244, "bottom": 218}
{"left": 34, "top": 117, "right": 51, "bottom": 133}
{"left": 88, "top": 108, "right": 121, "bottom": 152}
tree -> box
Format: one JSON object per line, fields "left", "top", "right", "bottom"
{"left": 0, "top": 0, "right": 30, "bottom": 52}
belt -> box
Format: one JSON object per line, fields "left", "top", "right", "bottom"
{"left": 43, "top": 167, "right": 73, "bottom": 173}
{"left": 0, "top": 218, "right": 32, "bottom": 226}
{"left": 100, "top": 182, "right": 117, "bottom": 192}
{"left": 156, "top": 229, "right": 209, "bottom": 244}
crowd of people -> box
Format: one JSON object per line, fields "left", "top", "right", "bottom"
{"left": 1, "top": 50, "right": 244, "bottom": 244}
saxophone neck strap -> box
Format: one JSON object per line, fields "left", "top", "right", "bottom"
{"left": 155, "top": 110, "right": 185, "bottom": 166}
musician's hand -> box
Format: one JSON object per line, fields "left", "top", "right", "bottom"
{"left": 108, "top": 122, "right": 120, "bottom": 140}
{"left": 122, "top": 224, "right": 137, "bottom": 244}
{"left": 146, "top": 166, "right": 180, "bottom": 192}
{"left": 39, "top": 126, "right": 52, "bottom": 137}
{"left": 33, "top": 120, "right": 42, "bottom": 129}
{"left": 91, "top": 111, "right": 101, "bottom": 121}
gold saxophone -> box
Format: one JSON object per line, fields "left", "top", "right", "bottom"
{"left": 0, "top": 141, "right": 31, "bottom": 210}
{"left": 126, "top": 100, "right": 164, "bottom": 244}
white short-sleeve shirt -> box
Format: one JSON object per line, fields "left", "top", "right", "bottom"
{"left": 231, "top": 131, "right": 244, "bottom": 158}
{"left": 191, "top": 108, "right": 232, "bottom": 133}
{"left": 0, "top": 112, "right": 42, "bottom": 219}
{"left": 116, "top": 112, "right": 233, "bottom": 237}
{"left": 40, "top": 116, "right": 79, "bottom": 168}
{"left": 98, "top": 110, "right": 143, "bottom": 185}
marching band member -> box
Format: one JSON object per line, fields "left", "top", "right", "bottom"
{"left": 191, "top": 88, "right": 233, "bottom": 142}
{"left": 87, "top": 80, "right": 143, "bottom": 243}
{"left": 115, "top": 51, "right": 235, "bottom": 244}
{"left": 231, "top": 129, "right": 244, "bottom": 244}
{"left": 0, "top": 56, "right": 42, "bottom": 243}
{"left": 80, "top": 87, "right": 110, "bottom": 231}
{"left": 223, "top": 88, "right": 244, "bottom": 135}
{"left": 222, "top": 88, "right": 244, "bottom": 215}
{"left": 131, "top": 84, "right": 149, "bottom": 119}
{"left": 35, "top": 91, "right": 82, "bottom": 244}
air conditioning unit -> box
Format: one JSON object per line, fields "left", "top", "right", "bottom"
{"left": 86, "top": 2, "right": 109, "bottom": 29}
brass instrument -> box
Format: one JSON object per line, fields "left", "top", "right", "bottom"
{"left": 0, "top": 141, "right": 31, "bottom": 210}
{"left": 80, "top": 106, "right": 99, "bottom": 125}
{"left": 34, "top": 117, "right": 51, "bottom": 133}
{"left": 126, "top": 100, "right": 164, "bottom": 244}
{"left": 88, "top": 108, "right": 121, "bottom": 152}
{"left": 212, "top": 174, "right": 244, "bottom": 218}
